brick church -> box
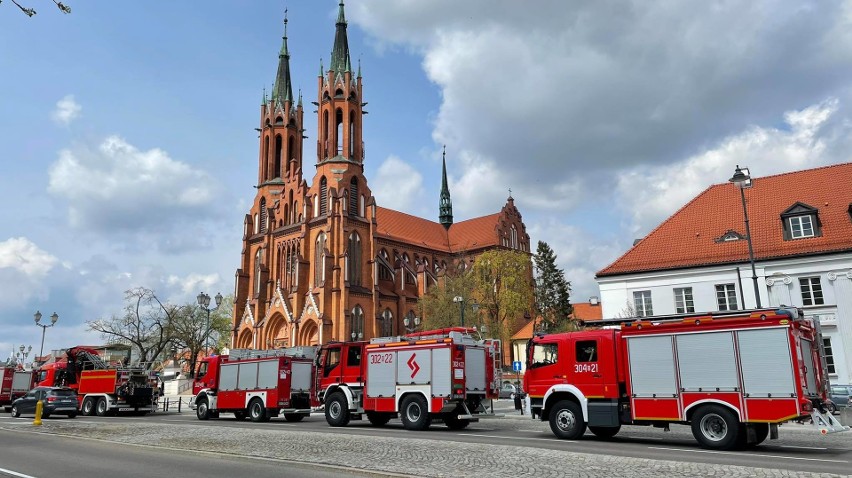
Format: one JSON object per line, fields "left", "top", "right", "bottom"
{"left": 232, "top": 3, "right": 530, "bottom": 349}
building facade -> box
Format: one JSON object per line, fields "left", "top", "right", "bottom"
{"left": 232, "top": 4, "right": 530, "bottom": 351}
{"left": 596, "top": 163, "right": 852, "bottom": 384}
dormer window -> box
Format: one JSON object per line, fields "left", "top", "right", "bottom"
{"left": 715, "top": 229, "right": 745, "bottom": 243}
{"left": 780, "top": 202, "right": 821, "bottom": 240}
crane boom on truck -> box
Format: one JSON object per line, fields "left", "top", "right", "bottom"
{"left": 36, "top": 346, "right": 158, "bottom": 416}
{"left": 524, "top": 307, "right": 849, "bottom": 450}
{"left": 316, "top": 327, "right": 503, "bottom": 430}
{"left": 192, "top": 347, "right": 316, "bottom": 422}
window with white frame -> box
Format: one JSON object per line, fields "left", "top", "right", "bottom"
{"left": 789, "top": 215, "right": 815, "bottom": 239}
{"left": 823, "top": 337, "right": 835, "bottom": 374}
{"left": 674, "top": 287, "right": 695, "bottom": 314}
{"left": 799, "top": 277, "right": 824, "bottom": 306}
{"left": 715, "top": 284, "right": 738, "bottom": 311}
{"left": 633, "top": 291, "right": 653, "bottom": 317}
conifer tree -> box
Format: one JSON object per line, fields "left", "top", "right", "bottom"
{"left": 533, "top": 241, "right": 574, "bottom": 332}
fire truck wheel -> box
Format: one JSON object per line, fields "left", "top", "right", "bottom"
{"left": 10, "top": 405, "right": 20, "bottom": 418}
{"left": 366, "top": 412, "right": 391, "bottom": 427}
{"left": 589, "top": 425, "right": 620, "bottom": 439}
{"left": 249, "top": 398, "right": 270, "bottom": 422}
{"left": 325, "top": 392, "right": 351, "bottom": 427}
{"left": 283, "top": 413, "right": 305, "bottom": 422}
{"left": 549, "top": 400, "right": 586, "bottom": 439}
{"left": 443, "top": 414, "right": 471, "bottom": 430}
{"left": 81, "top": 397, "right": 95, "bottom": 416}
{"left": 750, "top": 423, "right": 769, "bottom": 447}
{"left": 691, "top": 404, "right": 740, "bottom": 450}
{"left": 95, "top": 398, "right": 109, "bottom": 417}
{"left": 400, "top": 394, "right": 431, "bottom": 431}
{"left": 196, "top": 398, "right": 211, "bottom": 420}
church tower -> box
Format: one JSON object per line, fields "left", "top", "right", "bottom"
{"left": 439, "top": 146, "right": 453, "bottom": 229}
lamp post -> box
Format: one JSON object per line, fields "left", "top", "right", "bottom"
{"left": 452, "top": 296, "right": 478, "bottom": 328}
{"left": 730, "top": 165, "right": 761, "bottom": 309}
{"left": 16, "top": 345, "right": 32, "bottom": 369}
{"left": 197, "top": 292, "right": 223, "bottom": 355}
{"left": 34, "top": 311, "right": 58, "bottom": 360}
{"left": 403, "top": 315, "right": 421, "bottom": 333}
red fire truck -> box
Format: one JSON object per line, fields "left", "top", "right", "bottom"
{"left": 192, "top": 347, "right": 316, "bottom": 422}
{"left": 316, "top": 327, "right": 502, "bottom": 430}
{"left": 1, "top": 367, "right": 35, "bottom": 411}
{"left": 524, "top": 307, "right": 849, "bottom": 450}
{"left": 36, "top": 346, "right": 158, "bottom": 416}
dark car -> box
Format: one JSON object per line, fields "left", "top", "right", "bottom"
{"left": 830, "top": 384, "right": 852, "bottom": 409}
{"left": 10, "top": 387, "right": 78, "bottom": 419}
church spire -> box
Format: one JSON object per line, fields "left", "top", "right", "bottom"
{"left": 330, "top": 2, "right": 351, "bottom": 77}
{"left": 439, "top": 145, "right": 454, "bottom": 230}
{"left": 272, "top": 8, "right": 293, "bottom": 104}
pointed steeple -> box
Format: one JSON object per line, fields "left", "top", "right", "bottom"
{"left": 330, "top": 2, "right": 352, "bottom": 77}
{"left": 439, "top": 145, "right": 454, "bottom": 230}
{"left": 272, "top": 8, "right": 293, "bottom": 104}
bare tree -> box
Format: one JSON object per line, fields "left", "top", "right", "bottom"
{"left": 87, "top": 287, "right": 175, "bottom": 370}
{"left": 169, "top": 294, "right": 234, "bottom": 378}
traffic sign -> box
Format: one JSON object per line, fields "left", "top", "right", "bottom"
{"left": 512, "top": 361, "right": 522, "bottom": 372}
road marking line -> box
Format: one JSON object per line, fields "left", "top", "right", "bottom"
{"left": 647, "top": 446, "right": 848, "bottom": 463}
{"left": 779, "top": 445, "right": 828, "bottom": 450}
{"left": 0, "top": 467, "right": 37, "bottom": 478}
{"left": 460, "top": 433, "right": 575, "bottom": 443}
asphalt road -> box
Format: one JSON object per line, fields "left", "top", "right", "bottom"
{"left": 1, "top": 403, "right": 850, "bottom": 476}
{"left": 0, "top": 425, "right": 380, "bottom": 478}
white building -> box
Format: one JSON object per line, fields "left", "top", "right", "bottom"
{"left": 596, "top": 163, "right": 852, "bottom": 385}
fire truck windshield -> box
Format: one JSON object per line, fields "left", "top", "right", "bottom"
{"left": 530, "top": 343, "right": 558, "bottom": 368}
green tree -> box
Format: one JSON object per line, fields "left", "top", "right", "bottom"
{"left": 471, "top": 250, "right": 535, "bottom": 345}
{"left": 419, "top": 267, "right": 477, "bottom": 331}
{"left": 533, "top": 241, "right": 574, "bottom": 333}
{"left": 169, "top": 294, "right": 234, "bottom": 378}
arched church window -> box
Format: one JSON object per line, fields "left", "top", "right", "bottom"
{"left": 348, "top": 232, "right": 362, "bottom": 286}
{"left": 319, "top": 177, "right": 328, "bottom": 215}
{"left": 350, "top": 305, "right": 364, "bottom": 341}
{"left": 254, "top": 248, "right": 263, "bottom": 297}
{"left": 259, "top": 198, "right": 267, "bottom": 233}
{"left": 349, "top": 177, "right": 358, "bottom": 216}
{"left": 335, "top": 108, "right": 344, "bottom": 155}
{"left": 315, "top": 232, "right": 326, "bottom": 286}
{"left": 274, "top": 135, "right": 283, "bottom": 178}
{"left": 380, "top": 308, "right": 394, "bottom": 337}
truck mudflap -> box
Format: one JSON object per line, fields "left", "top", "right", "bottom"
{"left": 810, "top": 409, "right": 851, "bottom": 435}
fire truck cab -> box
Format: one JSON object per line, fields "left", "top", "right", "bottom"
{"left": 316, "top": 327, "right": 502, "bottom": 430}
{"left": 525, "top": 307, "right": 849, "bottom": 450}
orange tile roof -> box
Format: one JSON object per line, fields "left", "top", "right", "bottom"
{"left": 598, "top": 163, "right": 852, "bottom": 276}
{"left": 375, "top": 208, "right": 503, "bottom": 253}
{"left": 571, "top": 302, "right": 603, "bottom": 321}
{"left": 511, "top": 319, "right": 536, "bottom": 340}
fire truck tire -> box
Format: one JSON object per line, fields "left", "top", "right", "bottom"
{"left": 81, "top": 397, "right": 95, "bottom": 416}
{"left": 11, "top": 405, "right": 20, "bottom": 418}
{"left": 400, "top": 394, "right": 431, "bottom": 431}
{"left": 95, "top": 398, "right": 109, "bottom": 417}
{"left": 325, "top": 392, "right": 350, "bottom": 427}
{"left": 443, "top": 414, "right": 471, "bottom": 430}
{"left": 691, "top": 404, "right": 740, "bottom": 450}
{"left": 549, "top": 400, "right": 586, "bottom": 439}
{"left": 196, "top": 398, "right": 211, "bottom": 420}
{"left": 233, "top": 411, "right": 247, "bottom": 420}
{"left": 283, "top": 413, "right": 305, "bottom": 422}
{"left": 750, "top": 423, "right": 769, "bottom": 447}
{"left": 249, "top": 398, "right": 270, "bottom": 422}
{"left": 366, "top": 412, "right": 391, "bottom": 427}
{"left": 589, "top": 425, "right": 620, "bottom": 439}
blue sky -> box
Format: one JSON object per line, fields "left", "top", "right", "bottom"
{"left": 2, "top": 0, "right": 852, "bottom": 359}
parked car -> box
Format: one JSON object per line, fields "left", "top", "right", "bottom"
{"left": 10, "top": 386, "right": 78, "bottom": 419}
{"left": 499, "top": 382, "right": 519, "bottom": 399}
{"left": 830, "top": 384, "right": 852, "bottom": 409}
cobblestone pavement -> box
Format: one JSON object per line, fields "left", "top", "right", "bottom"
{"left": 6, "top": 418, "right": 848, "bottom": 478}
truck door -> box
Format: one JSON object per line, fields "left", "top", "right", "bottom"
{"left": 525, "top": 338, "right": 565, "bottom": 398}
{"left": 569, "top": 333, "right": 616, "bottom": 399}
{"left": 341, "top": 343, "right": 363, "bottom": 384}
{"left": 319, "top": 345, "right": 343, "bottom": 384}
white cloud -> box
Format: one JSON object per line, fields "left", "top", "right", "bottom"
{"left": 51, "top": 94, "right": 81, "bottom": 126}
{"left": 166, "top": 273, "right": 221, "bottom": 299}
{"left": 371, "top": 155, "right": 426, "bottom": 214}
{"left": 0, "top": 237, "right": 59, "bottom": 307}
{"left": 47, "top": 135, "right": 224, "bottom": 252}
{"left": 616, "top": 98, "right": 845, "bottom": 237}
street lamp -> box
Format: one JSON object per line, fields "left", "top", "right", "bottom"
{"left": 730, "top": 165, "right": 761, "bottom": 309}
{"left": 403, "top": 315, "right": 421, "bottom": 333}
{"left": 197, "top": 292, "right": 223, "bottom": 355}
{"left": 34, "top": 311, "right": 58, "bottom": 360}
{"left": 452, "top": 297, "right": 479, "bottom": 327}
{"left": 16, "top": 345, "right": 32, "bottom": 369}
